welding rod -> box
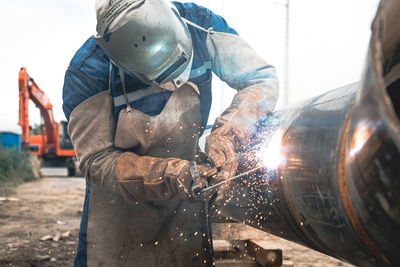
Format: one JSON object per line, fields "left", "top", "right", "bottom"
{"left": 200, "top": 166, "right": 263, "bottom": 194}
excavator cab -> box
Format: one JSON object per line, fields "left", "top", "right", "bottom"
{"left": 58, "top": 121, "right": 74, "bottom": 151}
{"left": 56, "top": 121, "right": 78, "bottom": 177}
{"left": 55, "top": 121, "right": 75, "bottom": 157}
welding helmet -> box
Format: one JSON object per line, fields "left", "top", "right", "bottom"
{"left": 94, "top": 0, "right": 193, "bottom": 85}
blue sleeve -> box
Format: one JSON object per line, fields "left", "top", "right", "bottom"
{"left": 62, "top": 38, "right": 110, "bottom": 121}
{"left": 62, "top": 69, "right": 104, "bottom": 121}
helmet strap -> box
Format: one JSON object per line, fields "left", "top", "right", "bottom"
{"left": 181, "top": 17, "right": 215, "bottom": 35}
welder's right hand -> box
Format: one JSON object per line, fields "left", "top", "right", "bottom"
{"left": 173, "top": 162, "right": 215, "bottom": 202}
{"left": 115, "top": 152, "right": 214, "bottom": 203}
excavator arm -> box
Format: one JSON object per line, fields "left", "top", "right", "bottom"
{"left": 18, "top": 67, "right": 56, "bottom": 150}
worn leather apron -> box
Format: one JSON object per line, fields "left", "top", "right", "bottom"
{"left": 86, "top": 82, "right": 213, "bottom": 266}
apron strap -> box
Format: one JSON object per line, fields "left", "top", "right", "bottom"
{"left": 108, "top": 61, "right": 113, "bottom": 92}
{"left": 119, "top": 69, "right": 132, "bottom": 112}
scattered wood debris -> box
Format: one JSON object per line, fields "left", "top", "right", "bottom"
{"left": 0, "top": 197, "right": 20, "bottom": 202}
{"left": 40, "top": 231, "right": 71, "bottom": 242}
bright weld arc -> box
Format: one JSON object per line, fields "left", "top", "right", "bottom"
{"left": 257, "top": 129, "right": 284, "bottom": 171}
{"left": 349, "top": 122, "right": 373, "bottom": 157}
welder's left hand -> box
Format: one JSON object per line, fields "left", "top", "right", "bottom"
{"left": 205, "top": 85, "right": 276, "bottom": 186}
{"left": 205, "top": 125, "right": 239, "bottom": 183}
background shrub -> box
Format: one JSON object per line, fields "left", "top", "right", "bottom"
{"left": 0, "top": 146, "right": 36, "bottom": 188}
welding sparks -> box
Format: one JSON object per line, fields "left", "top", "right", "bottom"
{"left": 257, "top": 130, "right": 284, "bottom": 171}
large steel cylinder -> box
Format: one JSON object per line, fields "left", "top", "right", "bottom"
{"left": 213, "top": 1, "right": 400, "bottom": 266}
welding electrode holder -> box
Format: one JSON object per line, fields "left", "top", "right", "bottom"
{"left": 190, "top": 161, "right": 209, "bottom": 199}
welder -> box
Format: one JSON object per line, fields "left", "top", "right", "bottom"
{"left": 62, "top": 0, "right": 278, "bottom": 266}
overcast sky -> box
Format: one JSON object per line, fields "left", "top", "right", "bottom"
{"left": 0, "top": 0, "right": 379, "bottom": 133}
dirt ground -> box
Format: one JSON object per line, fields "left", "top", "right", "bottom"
{"left": 0, "top": 169, "right": 84, "bottom": 267}
{"left": 0, "top": 168, "right": 353, "bottom": 267}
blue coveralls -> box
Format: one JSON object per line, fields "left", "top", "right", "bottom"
{"left": 62, "top": 2, "right": 238, "bottom": 266}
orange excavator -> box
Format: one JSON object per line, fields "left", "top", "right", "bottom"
{"left": 18, "top": 67, "right": 78, "bottom": 176}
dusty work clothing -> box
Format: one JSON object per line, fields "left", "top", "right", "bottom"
{"left": 69, "top": 83, "right": 212, "bottom": 266}
{"left": 62, "top": 2, "right": 278, "bottom": 267}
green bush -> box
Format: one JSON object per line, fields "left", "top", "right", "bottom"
{"left": 0, "top": 146, "right": 36, "bottom": 188}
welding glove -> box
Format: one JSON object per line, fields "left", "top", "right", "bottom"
{"left": 116, "top": 152, "right": 215, "bottom": 203}
{"left": 205, "top": 31, "right": 279, "bottom": 187}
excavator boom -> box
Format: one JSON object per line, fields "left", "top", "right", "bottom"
{"left": 18, "top": 67, "right": 55, "bottom": 149}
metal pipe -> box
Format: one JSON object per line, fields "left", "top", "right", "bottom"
{"left": 213, "top": 1, "right": 400, "bottom": 266}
